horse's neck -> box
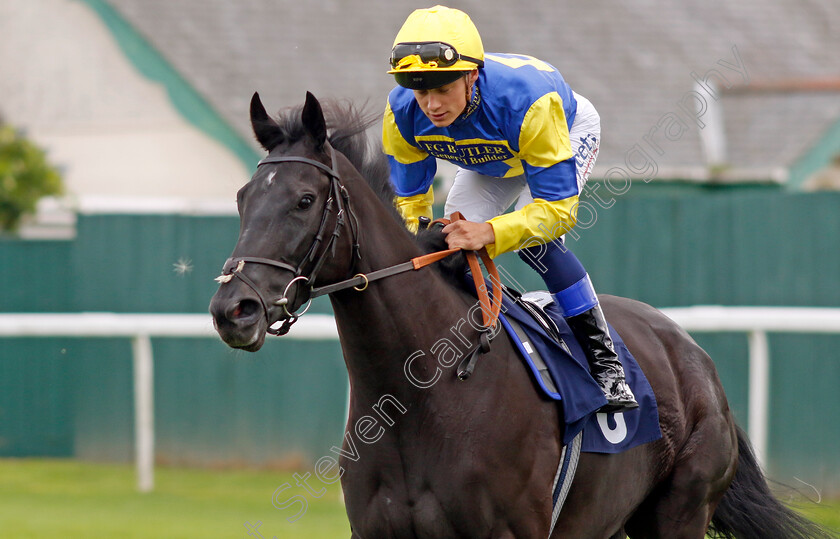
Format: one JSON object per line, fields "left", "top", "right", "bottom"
{"left": 332, "top": 274, "right": 472, "bottom": 400}
{"left": 328, "top": 181, "right": 473, "bottom": 399}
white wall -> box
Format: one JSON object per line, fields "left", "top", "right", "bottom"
{"left": 0, "top": 0, "right": 246, "bottom": 217}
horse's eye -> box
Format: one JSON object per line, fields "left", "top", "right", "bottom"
{"left": 298, "top": 194, "right": 315, "bottom": 210}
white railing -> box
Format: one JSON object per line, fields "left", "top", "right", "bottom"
{"left": 0, "top": 313, "right": 338, "bottom": 492}
{"left": 659, "top": 306, "right": 840, "bottom": 466}
{"left": 2, "top": 306, "right": 839, "bottom": 490}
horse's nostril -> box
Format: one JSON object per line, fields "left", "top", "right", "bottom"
{"left": 230, "top": 299, "right": 261, "bottom": 320}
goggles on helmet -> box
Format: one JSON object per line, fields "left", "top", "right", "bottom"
{"left": 390, "top": 41, "right": 484, "bottom": 70}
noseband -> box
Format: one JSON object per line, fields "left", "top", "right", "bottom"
{"left": 215, "top": 146, "right": 361, "bottom": 335}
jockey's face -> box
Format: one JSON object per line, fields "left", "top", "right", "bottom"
{"left": 413, "top": 70, "right": 479, "bottom": 127}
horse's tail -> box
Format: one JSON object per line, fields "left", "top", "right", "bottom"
{"left": 709, "top": 424, "right": 835, "bottom": 539}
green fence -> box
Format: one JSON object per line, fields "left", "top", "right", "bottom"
{"left": 1, "top": 190, "right": 839, "bottom": 491}
{"left": 0, "top": 214, "right": 343, "bottom": 467}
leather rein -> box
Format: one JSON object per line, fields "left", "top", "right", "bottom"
{"left": 215, "top": 146, "right": 503, "bottom": 350}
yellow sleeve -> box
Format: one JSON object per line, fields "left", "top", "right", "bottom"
{"left": 395, "top": 187, "right": 434, "bottom": 233}
{"left": 485, "top": 196, "right": 579, "bottom": 257}
{"left": 518, "top": 92, "right": 574, "bottom": 170}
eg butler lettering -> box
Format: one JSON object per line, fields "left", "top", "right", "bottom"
{"left": 418, "top": 140, "right": 513, "bottom": 166}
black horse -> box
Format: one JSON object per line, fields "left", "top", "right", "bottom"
{"left": 210, "top": 92, "right": 832, "bottom": 538}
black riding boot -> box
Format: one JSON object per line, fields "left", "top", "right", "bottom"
{"left": 566, "top": 304, "right": 639, "bottom": 413}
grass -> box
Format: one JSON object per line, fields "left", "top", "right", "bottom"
{"left": 796, "top": 498, "right": 840, "bottom": 534}
{"left": 0, "top": 459, "right": 837, "bottom": 538}
{"left": 0, "top": 458, "right": 350, "bottom": 538}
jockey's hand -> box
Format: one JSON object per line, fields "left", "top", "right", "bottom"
{"left": 442, "top": 219, "right": 495, "bottom": 251}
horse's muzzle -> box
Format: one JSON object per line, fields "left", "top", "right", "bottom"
{"left": 209, "top": 289, "right": 269, "bottom": 351}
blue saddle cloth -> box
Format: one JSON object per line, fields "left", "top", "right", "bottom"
{"left": 496, "top": 292, "right": 662, "bottom": 453}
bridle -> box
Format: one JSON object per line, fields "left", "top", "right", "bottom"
{"left": 215, "top": 145, "right": 502, "bottom": 348}
{"left": 215, "top": 145, "right": 361, "bottom": 335}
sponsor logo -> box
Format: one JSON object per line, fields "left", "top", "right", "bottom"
{"left": 417, "top": 140, "right": 514, "bottom": 167}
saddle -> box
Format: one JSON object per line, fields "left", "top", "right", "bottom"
{"left": 501, "top": 287, "right": 572, "bottom": 398}
{"left": 476, "top": 281, "right": 662, "bottom": 454}
{"left": 415, "top": 219, "right": 660, "bottom": 453}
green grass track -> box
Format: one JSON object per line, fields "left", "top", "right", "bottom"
{"left": 1, "top": 458, "right": 837, "bottom": 538}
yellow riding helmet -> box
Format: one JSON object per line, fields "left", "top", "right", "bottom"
{"left": 388, "top": 5, "right": 484, "bottom": 90}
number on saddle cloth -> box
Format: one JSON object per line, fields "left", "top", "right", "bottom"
{"left": 499, "top": 286, "right": 662, "bottom": 452}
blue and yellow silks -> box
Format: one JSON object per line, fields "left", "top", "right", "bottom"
{"left": 383, "top": 53, "right": 581, "bottom": 256}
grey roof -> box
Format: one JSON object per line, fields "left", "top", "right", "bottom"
{"left": 106, "top": 0, "right": 840, "bottom": 181}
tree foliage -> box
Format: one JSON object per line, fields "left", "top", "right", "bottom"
{"left": 0, "top": 124, "right": 63, "bottom": 232}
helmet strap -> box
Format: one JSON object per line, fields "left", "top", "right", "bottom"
{"left": 461, "top": 73, "right": 475, "bottom": 116}
{"left": 459, "top": 71, "right": 480, "bottom": 119}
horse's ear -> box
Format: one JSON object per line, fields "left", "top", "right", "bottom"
{"left": 301, "top": 91, "right": 327, "bottom": 149}
{"left": 250, "top": 92, "right": 281, "bottom": 150}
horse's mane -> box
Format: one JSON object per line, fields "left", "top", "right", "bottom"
{"left": 265, "top": 99, "right": 469, "bottom": 282}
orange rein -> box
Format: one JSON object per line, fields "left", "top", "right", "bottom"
{"left": 422, "top": 212, "right": 503, "bottom": 330}
{"left": 310, "top": 212, "right": 502, "bottom": 331}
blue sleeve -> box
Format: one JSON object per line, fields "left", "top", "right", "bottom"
{"left": 523, "top": 158, "right": 579, "bottom": 201}
{"left": 388, "top": 155, "right": 438, "bottom": 197}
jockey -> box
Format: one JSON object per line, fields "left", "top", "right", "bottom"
{"left": 382, "top": 5, "right": 638, "bottom": 412}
